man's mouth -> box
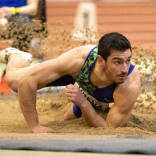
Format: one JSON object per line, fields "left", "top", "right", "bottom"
{"left": 119, "top": 75, "right": 127, "bottom": 78}
{"left": 116, "top": 75, "right": 128, "bottom": 83}
{"left": 119, "top": 73, "right": 128, "bottom": 78}
{"left": 118, "top": 74, "right": 128, "bottom": 80}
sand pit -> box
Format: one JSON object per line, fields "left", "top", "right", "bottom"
{"left": 0, "top": 23, "right": 156, "bottom": 156}
{"left": 0, "top": 25, "right": 156, "bottom": 138}
{"left": 0, "top": 91, "right": 156, "bottom": 137}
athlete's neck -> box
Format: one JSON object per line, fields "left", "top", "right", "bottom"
{"left": 90, "top": 62, "right": 113, "bottom": 88}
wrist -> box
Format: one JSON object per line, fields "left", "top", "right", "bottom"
{"left": 12, "top": 7, "right": 19, "bottom": 15}
{"left": 79, "top": 100, "right": 89, "bottom": 109}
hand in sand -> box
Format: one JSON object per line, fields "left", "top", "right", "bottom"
{"left": 32, "top": 125, "right": 53, "bottom": 133}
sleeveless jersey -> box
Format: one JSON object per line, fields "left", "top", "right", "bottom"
{"left": 75, "top": 46, "right": 135, "bottom": 109}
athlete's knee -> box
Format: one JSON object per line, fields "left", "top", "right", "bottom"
{"left": 5, "top": 73, "right": 19, "bottom": 92}
{"left": 5, "top": 72, "right": 37, "bottom": 92}
{"left": 5, "top": 71, "right": 26, "bottom": 92}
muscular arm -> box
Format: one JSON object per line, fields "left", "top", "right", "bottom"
{"left": 67, "top": 68, "right": 141, "bottom": 128}
{"left": 66, "top": 84, "right": 107, "bottom": 127}
{"left": 13, "top": 45, "right": 93, "bottom": 133}
{"left": 106, "top": 69, "right": 141, "bottom": 128}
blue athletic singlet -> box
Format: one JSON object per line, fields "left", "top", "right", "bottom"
{"left": 73, "top": 46, "right": 135, "bottom": 118}
{"left": 0, "top": 0, "right": 27, "bottom": 8}
{"left": 47, "top": 46, "right": 135, "bottom": 118}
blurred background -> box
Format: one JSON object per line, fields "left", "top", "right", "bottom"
{"left": 46, "top": 0, "right": 156, "bottom": 49}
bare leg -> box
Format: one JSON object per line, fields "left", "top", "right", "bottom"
{"left": 5, "top": 55, "right": 30, "bottom": 92}
{"left": 7, "top": 54, "right": 30, "bottom": 70}
{"left": 0, "top": 48, "right": 52, "bottom": 132}
{"left": 4, "top": 54, "right": 53, "bottom": 133}
{"left": 1, "top": 46, "right": 85, "bottom": 133}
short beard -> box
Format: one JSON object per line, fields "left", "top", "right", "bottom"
{"left": 117, "top": 79, "right": 125, "bottom": 84}
{"left": 104, "top": 63, "right": 127, "bottom": 84}
{"left": 103, "top": 63, "right": 114, "bottom": 82}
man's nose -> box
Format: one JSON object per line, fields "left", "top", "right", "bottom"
{"left": 121, "top": 63, "right": 129, "bottom": 73}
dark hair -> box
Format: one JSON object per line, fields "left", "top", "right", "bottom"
{"left": 98, "top": 32, "right": 132, "bottom": 60}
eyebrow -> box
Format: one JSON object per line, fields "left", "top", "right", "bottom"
{"left": 112, "top": 56, "right": 131, "bottom": 61}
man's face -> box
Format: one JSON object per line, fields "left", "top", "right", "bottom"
{"left": 103, "top": 49, "right": 131, "bottom": 84}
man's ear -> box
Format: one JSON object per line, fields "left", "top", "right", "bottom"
{"left": 97, "top": 55, "right": 105, "bottom": 65}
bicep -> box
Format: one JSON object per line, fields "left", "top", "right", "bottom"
{"left": 33, "top": 50, "right": 83, "bottom": 86}
{"left": 34, "top": 46, "right": 90, "bottom": 87}
{"left": 54, "top": 47, "right": 88, "bottom": 75}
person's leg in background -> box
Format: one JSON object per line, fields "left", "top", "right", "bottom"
{"left": 8, "top": 0, "right": 48, "bottom": 58}
{"left": 8, "top": 14, "right": 32, "bottom": 52}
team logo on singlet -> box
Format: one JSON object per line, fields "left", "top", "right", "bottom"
{"left": 75, "top": 83, "right": 109, "bottom": 111}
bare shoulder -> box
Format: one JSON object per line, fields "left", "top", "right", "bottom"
{"left": 126, "top": 67, "right": 140, "bottom": 89}
{"left": 56, "top": 44, "right": 96, "bottom": 76}
{"left": 76, "top": 44, "right": 97, "bottom": 58}
{"left": 63, "top": 44, "right": 96, "bottom": 58}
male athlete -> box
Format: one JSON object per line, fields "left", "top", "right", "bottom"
{"left": 0, "top": 32, "right": 141, "bottom": 133}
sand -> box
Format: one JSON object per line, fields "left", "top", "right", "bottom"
{"left": 0, "top": 92, "right": 156, "bottom": 138}
{"left": 0, "top": 23, "right": 156, "bottom": 139}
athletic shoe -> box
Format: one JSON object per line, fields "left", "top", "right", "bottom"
{"left": 0, "top": 47, "right": 32, "bottom": 64}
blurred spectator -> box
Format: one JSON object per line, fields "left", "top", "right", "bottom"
{"left": 0, "top": 0, "right": 47, "bottom": 53}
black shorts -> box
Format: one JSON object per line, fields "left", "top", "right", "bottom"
{"left": 47, "top": 75, "right": 75, "bottom": 87}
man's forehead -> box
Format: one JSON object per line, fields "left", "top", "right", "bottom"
{"left": 109, "top": 49, "right": 131, "bottom": 59}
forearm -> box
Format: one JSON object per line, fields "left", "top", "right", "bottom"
{"left": 80, "top": 101, "right": 108, "bottom": 128}
{"left": 66, "top": 84, "right": 108, "bottom": 127}
{"left": 1, "top": 2, "right": 38, "bottom": 18}
{"left": 106, "top": 106, "right": 131, "bottom": 128}
{"left": 17, "top": 4, "right": 38, "bottom": 16}
{"left": 21, "top": 110, "right": 39, "bottom": 128}
{"left": 18, "top": 80, "right": 39, "bottom": 130}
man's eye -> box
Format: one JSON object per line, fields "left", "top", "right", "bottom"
{"left": 114, "top": 61, "right": 122, "bottom": 64}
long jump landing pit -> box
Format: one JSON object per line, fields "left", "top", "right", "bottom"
{"left": 0, "top": 20, "right": 156, "bottom": 156}
{"left": 0, "top": 67, "right": 156, "bottom": 156}
{"left": 0, "top": 42, "right": 156, "bottom": 155}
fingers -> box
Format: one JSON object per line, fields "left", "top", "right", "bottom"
{"left": 66, "top": 92, "right": 73, "bottom": 97}
{"left": 66, "top": 84, "right": 79, "bottom": 102}
{"left": 66, "top": 84, "right": 74, "bottom": 89}
{"left": 66, "top": 84, "right": 79, "bottom": 92}
{"left": 32, "top": 126, "right": 53, "bottom": 133}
